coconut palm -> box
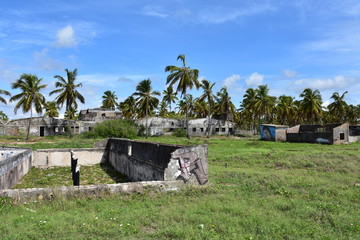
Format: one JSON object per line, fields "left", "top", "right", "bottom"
{"left": 50, "top": 68, "right": 85, "bottom": 113}
{"left": 165, "top": 54, "right": 200, "bottom": 138}
{"left": 101, "top": 90, "right": 118, "bottom": 110}
{"left": 198, "top": 79, "right": 216, "bottom": 137}
{"left": 158, "top": 100, "right": 168, "bottom": 117}
{"left": 44, "top": 101, "right": 60, "bottom": 118}
{"left": 276, "top": 95, "right": 296, "bottom": 125}
{"left": 0, "top": 89, "right": 11, "bottom": 105}
{"left": 119, "top": 96, "right": 137, "bottom": 119}
{"left": 162, "top": 86, "right": 178, "bottom": 113}
{"left": 64, "top": 106, "right": 78, "bottom": 120}
{"left": 327, "top": 91, "right": 348, "bottom": 123}
{"left": 299, "top": 88, "right": 323, "bottom": 124}
{"left": 254, "top": 85, "right": 277, "bottom": 124}
{"left": 132, "top": 79, "right": 160, "bottom": 138}
{"left": 241, "top": 88, "right": 257, "bottom": 131}
{"left": 216, "top": 87, "right": 236, "bottom": 136}
{"left": 0, "top": 111, "right": 8, "bottom": 121}
{"left": 193, "top": 98, "right": 208, "bottom": 118}
{"left": 50, "top": 68, "right": 84, "bottom": 136}
{"left": 10, "top": 74, "right": 47, "bottom": 140}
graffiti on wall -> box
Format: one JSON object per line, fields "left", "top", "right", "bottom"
{"left": 170, "top": 150, "right": 208, "bottom": 185}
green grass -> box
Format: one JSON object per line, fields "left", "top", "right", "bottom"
{"left": 13, "top": 163, "right": 129, "bottom": 189}
{"left": 1, "top": 136, "right": 360, "bottom": 239}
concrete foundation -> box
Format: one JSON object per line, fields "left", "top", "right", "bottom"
{"left": 0, "top": 147, "right": 32, "bottom": 190}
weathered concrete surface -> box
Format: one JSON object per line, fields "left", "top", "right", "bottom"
{"left": 108, "top": 138, "right": 208, "bottom": 185}
{"left": 0, "top": 147, "right": 32, "bottom": 190}
{"left": 136, "top": 117, "right": 235, "bottom": 136}
{"left": 33, "top": 148, "right": 107, "bottom": 168}
{"left": 0, "top": 181, "right": 185, "bottom": 200}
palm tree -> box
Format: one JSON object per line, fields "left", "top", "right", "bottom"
{"left": 0, "top": 111, "right": 8, "bottom": 121}
{"left": 162, "top": 86, "right": 178, "bottom": 113}
{"left": 101, "top": 90, "right": 118, "bottom": 110}
{"left": 132, "top": 79, "right": 160, "bottom": 138}
{"left": 44, "top": 101, "right": 60, "bottom": 118}
{"left": 193, "top": 98, "right": 208, "bottom": 118}
{"left": 50, "top": 68, "right": 85, "bottom": 136}
{"left": 158, "top": 100, "right": 168, "bottom": 117}
{"left": 65, "top": 106, "right": 78, "bottom": 120}
{"left": 119, "top": 96, "right": 137, "bottom": 119}
{"left": 50, "top": 68, "right": 85, "bottom": 114}
{"left": 254, "top": 85, "right": 277, "bottom": 124}
{"left": 0, "top": 89, "right": 11, "bottom": 105}
{"left": 276, "top": 95, "right": 296, "bottom": 125}
{"left": 10, "top": 74, "right": 47, "bottom": 140}
{"left": 327, "top": 91, "right": 348, "bottom": 123}
{"left": 299, "top": 88, "right": 323, "bottom": 124}
{"left": 165, "top": 54, "right": 200, "bottom": 138}
{"left": 216, "top": 87, "right": 236, "bottom": 136}
{"left": 198, "top": 79, "right": 216, "bottom": 137}
{"left": 241, "top": 88, "right": 257, "bottom": 131}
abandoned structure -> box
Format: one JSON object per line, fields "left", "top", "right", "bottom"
{"left": 136, "top": 117, "right": 235, "bottom": 136}
{"left": 286, "top": 123, "right": 350, "bottom": 144}
{"left": 349, "top": 125, "right": 360, "bottom": 143}
{"left": 0, "top": 139, "right": 208, "bottom": 194}
{"left": 260, "top": 124, "right": 289, "bottom": 142}
{"left": 0, "top": 108, "right": 123, "bottom": 137}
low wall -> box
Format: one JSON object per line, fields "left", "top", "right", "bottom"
{"left": 108, "top": 138, "right": 208, "bottom": 185}
{"left": 0, "top": 181, "right": 185, "bottom": 200}
{"left": 0, "top": 147, "right": 32, "bottom": 190}
{"left": 33, "top": 148, "right": 107, "bottom": 168}
{"left": 349, "top": 136, "right": 360, "bottom": 143}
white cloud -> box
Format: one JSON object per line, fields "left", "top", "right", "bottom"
{"left": 291, "top": 75, "right": 359, "bottom": 90}
{"left": 282, "top": 69, "right": 297, "bottom": 79}
{"left": 142, "top": 5, "right": 168, "bottom": 18}
{"left": 246, "top": 72, "right": 264, "bottom": 87}
{"left": 55, "top": 25, "right": 76, "bottom": 47}
{"left": 33, "top": 48, "right": 62, "bottom": 71}
{"left": 198, "top": 4, "right": 276, "bottom": 24}
{"left": 223, "top": 74, "right": 240, "bottom": 88}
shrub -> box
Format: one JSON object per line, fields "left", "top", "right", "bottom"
{"left": 172, "top": 128, "right": 187, "bottom": 137}
{"left": 82, "top": 119, "right": 138, "bottom": 139}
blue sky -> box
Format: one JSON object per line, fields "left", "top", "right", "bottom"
{"left": 1, "top": 0, "right": 360, "bottom": 119}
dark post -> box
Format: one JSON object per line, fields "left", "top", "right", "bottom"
{"left": 71, "top": 150, "right": 80, "bottom": 186}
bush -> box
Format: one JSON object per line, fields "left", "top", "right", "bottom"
{"left": 172, "top": 128, "right": 187, "bottom": 137}
{"left": 82, "top": 119, "right": 139, "bottom": 139}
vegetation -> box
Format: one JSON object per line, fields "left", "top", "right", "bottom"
{"left": 0, "top": 88, "right": 11, "bottom": 105}
{"left": 165, "top": 54, "right": 200, "bottom": 138}
{"left": 0, "top": 136, "right": 359, "bottom": 239}
{"left": 9, "top": 74, "right": 47, "bottom": 140}
{"left": 101, "top": 90, "right": 118, "bottom": 110}
{"left": 83, "top": 119, "right": 139, "bottom": 139}
{"left": 14, "top": 163, "right": 128, "bottom": 189}
{"left": 132, "top": 79, "right": 160, "bottom": 138}
{"left": 43, "top": 101, "right": 60, "bottom": 118}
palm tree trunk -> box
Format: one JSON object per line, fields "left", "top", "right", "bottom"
{"left": 146, "top": 107, "right": 148, "bottom": 139}
{"left": 185, "top": 91, "right": 190, "bottom": 139}
{"left": 207, "top": 113, "right": 211, "bottom": 138}
{"left": 26, "top": 106, "right": 32, "bottom": 141}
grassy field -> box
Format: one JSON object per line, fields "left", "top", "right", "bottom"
{"left": 1, "top": 135, "right": 359, "bottom": 239}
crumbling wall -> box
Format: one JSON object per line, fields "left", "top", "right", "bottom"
{"left": 33, "top": 148, "right": 107, "bottom": 168}
{"left": 108, "top": 138, "right": 208, "bottom": 185}
{"left": 333, "top": 123, "right": 349, "bottom": 144}
{"left": 0, "top": 147, "right": 32, "bottom": 190}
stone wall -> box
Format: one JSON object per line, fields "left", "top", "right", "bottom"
{"left": 0, "top": 147, "right": 32, "bottom": 190}
{"left": 33, "top": 148, "right": 107, "bottom": 168}
{"left": 108, "top": 138, "right": 208, "bottom": 185}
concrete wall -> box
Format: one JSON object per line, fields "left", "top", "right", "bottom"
{"left": 33, "top": 148, "right": 107, "bottom": 168}
{"left": 136, "top": 117, "right": 235, "bottom": 136}
{"left": 333, "top": 123, "right": 349, "bottom": 144}
{"left": 0, "top": 147, "right": 32, "bottom": 190}
{"left": 108, "top": 138, "right": 208, "bottom": 185}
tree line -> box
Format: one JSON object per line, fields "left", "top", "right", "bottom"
{"left": 1, "top": 54, "right": 359, "bottom": 139}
